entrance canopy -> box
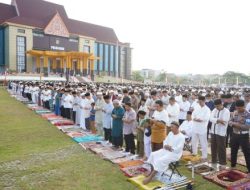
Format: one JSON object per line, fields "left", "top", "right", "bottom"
{"left": 26, "top": 50, "right": 100, "bottom": 76}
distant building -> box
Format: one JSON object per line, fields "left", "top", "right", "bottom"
{"left": 140, "top": 69, "right": 163, "bottom": 79}
{"left": 0, "top": 0, "right": 132, "bottom": 80}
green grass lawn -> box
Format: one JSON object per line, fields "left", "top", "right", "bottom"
{"left": 0, "top": 88, "right": 246, "bottom": 190}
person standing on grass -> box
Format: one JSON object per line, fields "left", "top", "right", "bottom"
{"left": 89, "top": 102, "right": 96, "bottom": 133}
{"left": 229, "top": 100, "right": 250, "bottom": 176}
{"left": 43, "top": 86, "right": 52, "bottom": 110}
{"left": 179, "top": 94, "right": 191, "bottom": 125}
{"left": 102, "top": 95, "right": 114, "bottom": 143}
{"left": 151, "top": 100, "right": 169, "bottom": 151}
{"left": 95, "top": 92, "right": 105, "bottom": 136}
{"left": 72, "top": 91, "right": 78, "bottom": 123}
{"left": 210, "top": 99, "right": 230, "bottom": 170}
{"left": 111, "top": 100, "right": 125, "bottom": 149}
{"left": 63, "top": 90, "right": 73, "bottom": 119}
{"left": 123, "top": 102, "right": 136, "bottom": 154}
{"left": 167, "top": 97, "right": 180, "bottom": 124}
{"left": 191, "top": 96, "right": 211, "bottom": 162}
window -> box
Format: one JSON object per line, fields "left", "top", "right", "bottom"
{"left": 99, "top": 44, "right": 103, "bottom": 71}
{"left": 69, "top": 38, "right": 78, "bottom": 43}
{"left": 16, "top": 36, "right": 26, "bottom": 72}
{"left": 83, "top": 45, "right": 90, "bottom": 53}
{"left": 110, "top": 45, "right": 114, "bottom": 72}
{"left": 104, "top": 44, "right": 109, "bottom": 72}
{"left": 94, "top": 43, "right": 98, "bottom": 72}
{"left": 17, "top": 29, "right": 25, "bottom": 34}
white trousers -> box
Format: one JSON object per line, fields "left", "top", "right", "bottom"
{"left": 191, "top": 133, "right": 208, "bottom": 159}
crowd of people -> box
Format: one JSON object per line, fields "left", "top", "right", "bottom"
{"left": 8, "top": 81, "right": 250, "bottom": 183}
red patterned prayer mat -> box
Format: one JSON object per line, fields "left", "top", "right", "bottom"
{"left": 121, "top": 165, "right": 150, "bottom": 177}
{"left": 203, "top": 169, "right": 249, "bottom": 188}
{"left": 227, "top": 180, "right": 250, "bottom": 190}
{"left": 118, "top": 160, "right": 144, "bottom": 168}
{"left": 51, "top": 120, "right": 74, "bottom": 126}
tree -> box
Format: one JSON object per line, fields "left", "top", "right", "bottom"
{"left": 155, "top": 72, "right": 167, "bottom": 82}
{"left": 131, "top": 71, "right": 144, "bottom": 82}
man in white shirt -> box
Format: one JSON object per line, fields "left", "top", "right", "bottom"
{"left": 210, "top": 99, "right": 230, "bottom": 169}
{"left": 175, "top": 91, "right": 183, "bottom": 105}
{"left": 179, "top": 111, "right": 193, "bottom": 138}
{"left": 179, "top": 94, "right": 191, "bottom": 125}
{"left": 102, "top": 95, "right": 114, "bottom": 143}
{"left": 192, "top": 96, "right": 211, "bottom": 161}
{"left": 63, "top": 90, "right": 73, "bottom": 119}
{"left": 84, "top": 92, "right": 94, "bottom": 130}
{"left": 244, "top": 93, "right": 250, "bottom": 113}
{"left": 95, "top": 92, "right": 105, "bottom": 135}
{"left": 43, "top": 87, "right": 51, "bottom": 110}
{"left": 190, "top": 93, "right": 199, "bottom": 112}
{"left": 167, "top": 97, "right": 180, "bottom": 124}
{"left": 161, "top": 90, "right": 170, "bottom": 109}
{"left": 152, "top": 100, "right": 169, "bottom": 125}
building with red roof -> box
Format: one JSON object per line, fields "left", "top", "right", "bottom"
{"left": 0, "top": 0, "right": 132, "bottom": 80}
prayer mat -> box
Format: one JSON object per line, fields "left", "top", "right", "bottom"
{"left": 187, "top": 164, "right": 214, "bottom": 175}
{"left": 41, "top": 113, "right": 57, "bottom": 118}
{"left": 51, "top": 120, "right": 74, "bottom": 126}
{"left": 66, "top": 132, "right": 86, "bottom": 138}
{"left": 121, "top": 165, "right": 150, "bottom": 177}
{"left": 79, "top": 142, "right": 103, "bottom": 150}
{"left": 128, "top": 175, "right": 165, "bottom": 190}
{"left": 203, "top": 169, "right": 249, "bottom": 188}
{"left": 155, "top": 171, "right": 193, "bottom": 190}
{"left": 182, "top": 151, "right": 192, "bottom": 157}
{"left": 47, "top": 116, "right": 64, "bottom": 121}
{"left": 119, "top": 160, "right": 144, "bottom": 168}
{"left": 35, "top": 110, "right": 52, "bottom": 114}
{"left": 102, "top": 150, "right": 126, "bottom": 161}
{"left": 228, "top": 181, "right": 250, "bottom": 190}
{"left": 91, "top": 147, "right": 114, "bottom": 155}
{"left": 56, "top": 125, "right": 78, "bottom": 130}
{"left": 73, "top": 135, "right": 103, "bottom": 143}
{"left": 227, "top": 155, "right": 247, "bottom": 167}
{"left": 181, "top": 155, "right": 201, "bottom": 162}
{"left": 31, "top": 106, "right": 44, "bottom": 110}
{"left": 111, "top": 157, "right": 133, "bottom": 164}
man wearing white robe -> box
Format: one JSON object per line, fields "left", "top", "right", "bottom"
{"left": 166, "top": 97, "right": 180, "bottom": 124}
{"left": 192, "top": 96, "right": 211, "bottom": 161}
{"left": 75, "top": 91, "right": 82, "bottom": 125}
{"left": 102, "top": 95, "right": 114, "bottom": 142}
{"left": 95, "top": 92, "right": 105, "bottom": 135}
{"left": 79, "top": 94, "right": 87, "bottom": 130}
{"left": 179, "top": 111, "right": 193, "bottom": 138}
{"left": 179, "top": 94, "right": 191, "bottom": 125}
{"left": 143, "top": 122, "right": 185, "bottom": 185}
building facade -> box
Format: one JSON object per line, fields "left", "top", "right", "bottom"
{"left": 0, "top": 0, "right": 132, "bottom": 80}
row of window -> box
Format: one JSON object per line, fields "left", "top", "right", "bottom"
{"left": 94, "top": 42, "right": 119, "bottom": 73}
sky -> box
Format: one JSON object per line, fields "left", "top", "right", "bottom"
{"left": 1, "top": 0, "right": 250, "bottom": 75}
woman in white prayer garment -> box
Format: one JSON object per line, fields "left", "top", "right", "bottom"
{"left": 143, "top": 121, "right": 185, "bottom": 185}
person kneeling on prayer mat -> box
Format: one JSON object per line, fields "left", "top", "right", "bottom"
{"left": 143, "top": 121, "right": 185, "bottom": 185}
